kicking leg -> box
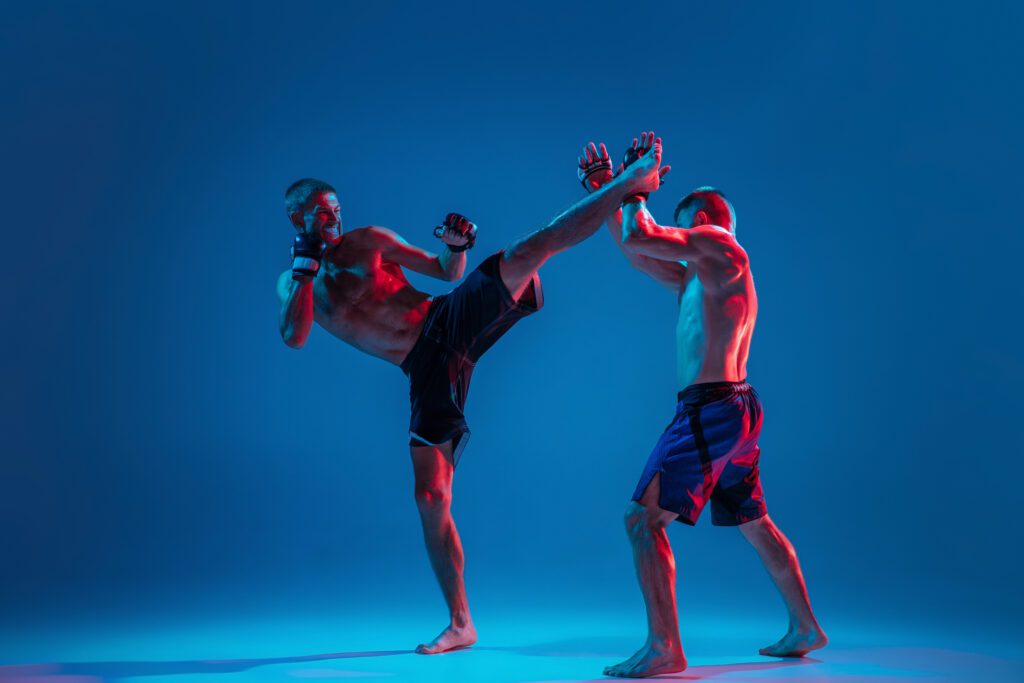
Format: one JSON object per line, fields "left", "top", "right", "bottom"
{"left": 604, "top": 473, "right": 687, "bottom": 678}
{"left": 739, "top": 515, "right": 827, "bottom": 657}
{"left": 410, "top": 442, "right": 477, "bottom": 654}
{"left": 499, "top": 172, "right": 639, "bottom": 300}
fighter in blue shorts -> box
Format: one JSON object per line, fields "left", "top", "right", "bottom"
{"left": 577, "top": 133, "right": 828, "bottom": 677}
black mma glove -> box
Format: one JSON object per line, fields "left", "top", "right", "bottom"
{"left": 291, "top": 230, "right": 325, "bottom": 281}
{"left": 433, "top": 212, "right": 477, "bottom": 252}
{"left": 578, "top": 146, "right": 613, "bottom": 192}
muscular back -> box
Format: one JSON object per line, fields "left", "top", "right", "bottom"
{"left": 674, "top": 231, "right": 757, "bottom": 389}
{"left": 279, "top": 227, "right": 433, "bottom": 365}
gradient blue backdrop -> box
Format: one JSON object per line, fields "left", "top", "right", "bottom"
{"left": 2, "top": 0, "right": 1022, "bottom": 646}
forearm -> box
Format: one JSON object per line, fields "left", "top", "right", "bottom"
{"left": 606, "top": 208, "right": 625, "bottom": 248}
{"left": 437, "top": 246, "right": 467, "bottom": 281}
{"left": 279, "top": 279, "right": 314, "bottom": 348}
{"left": 606, "top": 209, "right": 685, "bottom": 291}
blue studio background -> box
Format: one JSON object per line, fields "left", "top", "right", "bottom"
{"left": 2, "top": 0, "right": 1022, "bottom": 654}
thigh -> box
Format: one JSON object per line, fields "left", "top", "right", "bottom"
{"left": 709, "top": 426, "right": 767, "bottom": 526}
{"left": 437, "top": 253, "right": 541, "bottom": 358}
{"left": 498, "top": 246, "right": 543, "bottom": 303}
{"left": 709, "top": 390, "right": 768, "bottom": 526}
{"left": 632, "top": 412, "right": 708, "bottom": 525}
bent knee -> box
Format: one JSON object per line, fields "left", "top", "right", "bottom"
{"left": 739, "top": 514, "right": 777, "bottom": 542}
{"left": 503, "top": 236, "right": 551, "bottom": 268}
{"left": 414, "top": 482, "right": 452, "bottom": 509}
{"left": 624, "top": 501, "right": 670, "bottom": 536}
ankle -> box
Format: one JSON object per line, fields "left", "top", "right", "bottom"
{"left": 649, "top": 634, "right": 683, "bottom": 654}
{"left": 450, "top": 612, "right": 473, "bottom": 629}
{"left": 789, "top": 620, "right": 821, "bottom": 636}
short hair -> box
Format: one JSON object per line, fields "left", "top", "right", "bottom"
{"left": 285, "top": 178, "right": 336, "bottom": 216}
{"left": 673, "top": 186, "right": 735, "bottom": 230}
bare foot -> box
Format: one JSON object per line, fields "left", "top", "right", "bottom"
{"left": 603, "top": 642, "right": 686, "bottom": 678}
{"left": 759, "top": 626, "right": 828, "bottom": 657}
{"left": 415, "top": 622, "right": 477, "bottom": 654}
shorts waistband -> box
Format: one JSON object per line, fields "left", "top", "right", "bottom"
{"left": 677, "top": 380, "right": 751, "bottom": 406}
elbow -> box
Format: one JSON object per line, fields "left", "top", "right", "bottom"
{"left": 280, "top": 325, "right": 307, "bottom": 349}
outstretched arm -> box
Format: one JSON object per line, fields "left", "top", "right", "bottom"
{"left": 578, "top": 136, "right": 685, "bottom": 291}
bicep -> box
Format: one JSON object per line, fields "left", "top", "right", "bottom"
{"left": 372, "top": 227, "right": 443, "bottom": 276}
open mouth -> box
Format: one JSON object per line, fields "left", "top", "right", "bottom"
{"left": 322, "top": 225, "right": 341, "bottom": 240}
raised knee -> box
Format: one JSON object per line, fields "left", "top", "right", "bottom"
{"left": 504, "top": 236, "right": 549, "bottom": 266}
{"left": 414, "top": 481, "right": 451, "bottom": 510}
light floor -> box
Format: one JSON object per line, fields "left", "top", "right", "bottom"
{"left": 2, "top": 610, "right": 1020, "bottom": 682}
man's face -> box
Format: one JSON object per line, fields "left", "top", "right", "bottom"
{"left": 301, "top": 192, "right": 343, "bottom": 246}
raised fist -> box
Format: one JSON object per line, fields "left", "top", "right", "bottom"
{"left": 291, "top": 230, "right": 325, "bottom": 281}
{"left": 432, "top": 212, "right": 477, "bottom": 252}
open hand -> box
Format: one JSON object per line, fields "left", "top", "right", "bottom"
{"left": 578, "top": 142, "right": 614, "bottom": 192}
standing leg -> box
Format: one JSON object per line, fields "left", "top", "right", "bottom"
{"left": 739, "top": 515, "right": 827, "bottom": 656}
{"left": 604, "top": 474, "right": 688, "bottom": 678}
{"left": 410, "top": 442, "right": 477, "bottom": 654}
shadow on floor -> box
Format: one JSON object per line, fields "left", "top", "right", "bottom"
{"left": 0, "top": 649, "right": 409, "bottom": 682}
{"left": 482, "top": 637, "right": 818, "bottom": 680}
{"left": 576, "top": 658, "right": 818, "bottom": 681}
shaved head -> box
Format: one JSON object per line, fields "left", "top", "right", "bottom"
{"left": 285, "top": 178, "right": 336, "bottom": 217}
{"left": 674, "top": 186, "right": 736, "bottom": 232}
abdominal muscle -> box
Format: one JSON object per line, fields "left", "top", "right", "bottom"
{"left": 313, "top": 261, "right": 434, "bottom": 367}
{"left": 675, "top": 272, "right": 756, "bottom": 390}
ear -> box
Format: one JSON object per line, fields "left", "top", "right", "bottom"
{"left": 289, "top": 210, "right": 305, "bottom": 230}
{"left": 694, "top": 210, "right": 709, "bottom": 227}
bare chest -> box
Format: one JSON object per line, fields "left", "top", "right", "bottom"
{"left": 313, "top": 251, "right": 417, "bottom": 326}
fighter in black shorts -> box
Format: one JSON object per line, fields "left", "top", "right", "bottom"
{"left": 577, "top": 133, "right": 827, "bottom": 677}
{"left": 276, "top": 149, "right": 664, "bottom": 654}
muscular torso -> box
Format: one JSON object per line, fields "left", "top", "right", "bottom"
{"left": 675, "top": 251, "right": 757, "bottom": 389}
{"left": 311, "top": 228, "right": 432, "bottom": 365}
